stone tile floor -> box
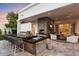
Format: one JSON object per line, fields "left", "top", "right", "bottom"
{"left": 0, "top": 40, "right": 10, "bottom": 56}
{"left": 0, "top": 40, "right": 79, "bottom": 56}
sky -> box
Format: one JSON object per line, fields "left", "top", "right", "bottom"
{"left": 0, "top": 3, "right": 30, "bottom": 24}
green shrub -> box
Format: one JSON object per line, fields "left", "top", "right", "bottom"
{"left": 0, "top": 29, "right": 4, "bottom": 40}
{"left": 0, "top": 29, "right": 2, "bottom": 35}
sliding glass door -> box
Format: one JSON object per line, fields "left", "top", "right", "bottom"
{"left": 55, "top": 23, "right": 75, "bottom": 36}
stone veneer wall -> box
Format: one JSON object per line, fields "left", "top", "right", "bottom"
{"left": 38, "top": 19, "right": 48, "bottom": 34}
{"left": 37, "top": 17, "right": 53, "bottom": 35}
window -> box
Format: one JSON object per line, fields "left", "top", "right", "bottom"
{"left": 20, "top": 22, "right": 32, "bottom": 32}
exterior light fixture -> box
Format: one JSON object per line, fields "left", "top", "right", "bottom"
{"left": 50, "top": 25, "right": 52, "bottom": 28}
{"left": 48, "top": 13, "right": 51, "bottom": 15}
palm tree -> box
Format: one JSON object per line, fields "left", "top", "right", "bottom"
{"left": 6, "top": 12, "right": 18, "bottom": 34}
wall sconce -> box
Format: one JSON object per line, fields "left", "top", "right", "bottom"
{"left": 50, "top": 25, "right": 52, "bottom": 28}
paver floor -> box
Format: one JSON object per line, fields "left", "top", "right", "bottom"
{"left": 0, "top": 40, "right": 79, "bottom": 56}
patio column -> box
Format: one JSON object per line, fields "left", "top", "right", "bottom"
{"left": 17, "top": 20, "right": 21, "bottom": 35}
{"left": 75, "top": 20, "right": 79, "bottom": 34}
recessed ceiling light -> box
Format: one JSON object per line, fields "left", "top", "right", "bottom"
{"left": 48, "top": 13, "right": 51, "bottom": 15}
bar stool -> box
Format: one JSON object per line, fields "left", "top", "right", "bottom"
{"left": 11, "top": 37, "right": 24, "bottom": 56}
{"left": 4, "top": 35, "right": 13, "bottom": 55}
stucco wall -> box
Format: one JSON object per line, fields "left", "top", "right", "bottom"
{"left": 31, "top": 20, "right": 38, "bottom": 35}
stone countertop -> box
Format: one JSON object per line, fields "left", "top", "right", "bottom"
{"left": 4, "top": 34, "right": 48, "bottom": 44}
{"left": 23, "top": 36, "right": 47, "bottom": 44}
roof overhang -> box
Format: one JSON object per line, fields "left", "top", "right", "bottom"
{"left": 19, "top": 3, "right": 77, "bottom": 23}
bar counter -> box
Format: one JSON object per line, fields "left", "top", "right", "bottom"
{"left": 22, "top": 36, "right": 48, "bottom": 55}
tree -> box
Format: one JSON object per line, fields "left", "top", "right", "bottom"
{"left": 6, "top": 12, "right": 18, "bottom": 21}
{"left": 0, "top": 29, "right": 2, "bottom": 35}
{"left": 5, "top": 24, "right": 10, "bottom": 28}
{"left": 6, "top": 12, "right": 18, "bottom": 34}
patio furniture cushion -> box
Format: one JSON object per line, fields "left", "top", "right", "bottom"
{"left": 50, "top": 34, "right": 57, "bottom": 40}
{"left": 67, "top": 35, "right": 79, "bottom": 43}
{"left": 17, "top": 32, "right": 27, "bottom": 38}
{"left": 57, "top": 34, "right": 66, "bottom": 40}
{"left": 25, "top": 31, "right": 32, "bottom": 37}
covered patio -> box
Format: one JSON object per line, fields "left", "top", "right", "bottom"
{"left": 18, "top": 3, "right": 79, "bottom": 42}
{"left": 14, "top": 3, "right": 79, "bottom": 56}
{"left": 1, "top": 3, "right": 79, "bottom": 56}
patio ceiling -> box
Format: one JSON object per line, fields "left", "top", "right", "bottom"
{"left": 21, "top": 3, "right": 79, "bottom": 23}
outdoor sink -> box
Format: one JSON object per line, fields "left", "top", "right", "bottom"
{"left": 32, "top": 36, "right": 43, "bottom": 40}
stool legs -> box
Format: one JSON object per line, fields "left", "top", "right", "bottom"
{"left": 13, "top": 44, "right": 24, "bottom": 56}
{"left": 13, "top": 45, "right": 17, "bottom": 56}
{"left": 22, "top": 44, "right": 24, "bottom": 52}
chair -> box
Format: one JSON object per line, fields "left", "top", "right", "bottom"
{"left": 50, "top": 34, "right": 57, "bottom": 40}
{"left": 67, "top": 35, "right": 79, "bottom": 43}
